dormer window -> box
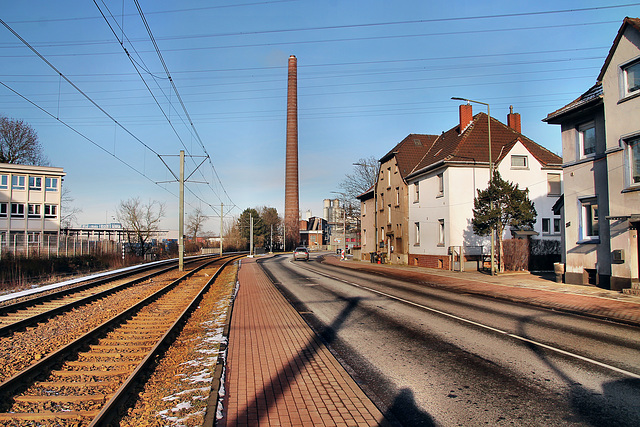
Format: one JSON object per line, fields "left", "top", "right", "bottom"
{"left": 622, "top": 59, "right": 640, "bottom": 97}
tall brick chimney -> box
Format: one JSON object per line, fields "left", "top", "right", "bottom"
{"left": 507, "top": 105, "right": 521, "bottom": 133}
{"left": 284, "top": 55, "right": 300, "bottom": 248}
{"left": 459, "top": 103, "right": 473, "bottom": 132}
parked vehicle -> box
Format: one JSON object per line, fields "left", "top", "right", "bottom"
{"left": 293, "top": 247, "right": 310, "bottom": 261}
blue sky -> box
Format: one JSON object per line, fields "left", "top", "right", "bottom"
{"left": 1, "top": 1, "right": 638, "bottom": 234}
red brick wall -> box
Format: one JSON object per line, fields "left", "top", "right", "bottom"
{"left": 409, "top": 254, "right": 450, "bottom": 270}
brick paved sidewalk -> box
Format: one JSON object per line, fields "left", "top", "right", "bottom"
{"left": 323, "top": 256, "right": 640, "bottom": 326}
{"left": 219, "top": 257, "right": 387, "bottom": 427}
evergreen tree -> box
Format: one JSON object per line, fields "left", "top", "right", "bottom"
{"left": 472, "top": 171, "right": 536, "bottom": 272}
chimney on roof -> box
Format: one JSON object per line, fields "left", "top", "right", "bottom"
{"left": 507, "top": 105, "right": 521, "bottom": 133}
{"left": 459, "top": 103, "right": 473, "bottom": 132}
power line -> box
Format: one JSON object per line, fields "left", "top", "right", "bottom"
{"left": 0, "top": 80, "right": 175, "bottom": 196}
{"left": 7, "top": 2, "right": 635, "bottom": 40}
{"left": 4, "top": 0, "right": 299, "bottom": 25}
{"left": 0, "top": 20, "right": 620, "bottom": 58}
{"left": 0, "top": 16, "right": 215, "bottom": 212}
{"left": 131, "top": 0, "right": 235, "bottom": 210}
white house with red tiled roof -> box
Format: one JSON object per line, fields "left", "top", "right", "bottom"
{"left": 405, "top": 105, "right": 563, "bottom": 270}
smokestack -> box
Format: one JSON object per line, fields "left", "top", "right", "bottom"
{"left": 285, "top": 55, "right": 300, "bottom": 248}
{"left": 507, "top": 105, "right": 521, "bottom": 133}
{"left": 459, "top": 103, "right": 473, "bottom": 133}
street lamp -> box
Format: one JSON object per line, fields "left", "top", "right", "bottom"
{"left": 451, "top": 97, "right": 495, "bottom": 275}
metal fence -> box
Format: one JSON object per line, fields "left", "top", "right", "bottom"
{"left": 0, "top": 233, "right": 123, "bottom": 258}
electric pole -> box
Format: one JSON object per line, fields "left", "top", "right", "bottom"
{"left": 179, "top": 150, "right": 184, "bottom": 271}
{"left": 220, "top": 202, "right": 224, "bottom": 256}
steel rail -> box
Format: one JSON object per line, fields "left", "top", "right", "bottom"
{"left": 91, "top": 254, "right": 242, "bottom": 426}
{"left": 0, "top": 255, "right": 239, "bottom": 418}
{"left": 0, "top": 255, "right": 217, "bottom": 338}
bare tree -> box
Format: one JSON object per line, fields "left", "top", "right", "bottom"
{"left": 186, "top": 207, "right": 208, "bottom": 241}
{"left": 116, "top": 198, "right": 166, "bottom": 257}
{"left": 60, "top": 186, "right": 82, "bottom": 229}
{"left": 337, "top": 156, "right": 379, "bottom": 216}
{"left": 0, "top": 116, "right": 48, "bottom": 165}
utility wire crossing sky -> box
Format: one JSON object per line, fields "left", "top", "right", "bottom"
{"left": 1, "top": 0, "right": 638, "bottom": 234}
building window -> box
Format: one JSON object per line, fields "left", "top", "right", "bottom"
{"left": 437, "top": 173, "right": 444, "bottom": 197}
{"left": 578, "top": 122, "right": 596, "bottom": 158}
{"left": 511, "top": 155, "right": 528, "bottom": 169}
{"left": 547, "top": 173, "right": 561, "bottom": 196}
{"left": 362, "top": 202, "right": 366, "bottom": 216}
{"left": 622, "top": 59, "right": 640, "bottom": 97}
{"left": 414, "top": 222, "right": 420, "bottom": 245}
{"left": 626, "top": 135, "right": 640, "bottom": 186}
{"left": 12, "top": 175, "right": 26, "bottom": 190}
{"left": 11, "top": 203, "right": 25, "bottom": 218}
{"left": 0, "top": 202, "right": 7, "bottom": 218}
{"left": 387, "top": 204, "right": 391, "bottom": 224}
{"left": 44, "top": 204, "right": 58, "bottom": 218}
{"left": 554, "top": 218, "right": 561, "bottom": 234}
{"left": 542, "top": 218, "right": 550, "bottom": 234}
{"left": 45, "top": 177, "right": 59, "bottom": 191}
{"left": 379, "top": 193, "right": 384, "bottom": 211}
{"left": 29, "top": 176, "right": 42, "bottom": 191}
{"left": 363, "top": 229, "right": 366, "bottom": 246}
{"left": 28, "top": 204, "right": 41, "bottom": 218}
{"left": 28, "top": 233, "right": 39, "bottom": 244}
{"left": 579, "top": 198, "right": 599, "bottom": 241}
{"left": 414, "top": 182, "right": 419, "bottom": 203}
{"left": 395, "top": 187, "right": 400, "bottom": 206}
{"left": 386, "top": 167, "right": 391, "bottom": 188}
{"left": 438, "top": 219, "right": 445, "bottom": 246}
{"left": 0, "top": 174, "right": 7, "bottom": 190}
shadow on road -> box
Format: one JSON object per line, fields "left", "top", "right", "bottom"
{"left": 246, "top": 256, "right": 438, "bottom": 426}
{"left": 382, "top": 388, "right": 436, "bottom": 427}
{"left": 517, "top": 314, "right": 640, "bottom": 426}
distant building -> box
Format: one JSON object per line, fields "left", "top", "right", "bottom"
{"left": 544, "top": 17, "right": 640, "bottom": 290}
{"left": 299, "top": 216, "right": 327, "bottom": 250}
{"left": 357, "top": 187, "right": 376, "bottom": 260}
{"left": 0, "top": 163, "right": 66, "bottom": 254}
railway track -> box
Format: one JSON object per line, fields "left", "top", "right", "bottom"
{"left": 0, "top": 256, "right": 213, "bottom": 337}
{"left": 0, "top": 254, "right": 243, "bottom": 426}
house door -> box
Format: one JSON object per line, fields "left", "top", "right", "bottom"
{"left": 633, "top": 223, "right": 640, "bottom": 280}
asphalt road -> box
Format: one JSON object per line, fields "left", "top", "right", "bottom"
{"left": 257, "top": 254, "right": 640, "bottom": 427}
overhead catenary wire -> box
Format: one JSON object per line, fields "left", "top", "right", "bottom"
{"left": 5, "top": 2, "right": 638, "bottom": 39}
{"left": 0, "top": 21, "right": 620, "bottom": 58}
{"left": 130, "top": 0, "right": 236, "bottom": 212}
{"left": 0, "top": 17, "right": 216, "bottom": 213}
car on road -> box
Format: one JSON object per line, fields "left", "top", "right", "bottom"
{"left": 293, "top": 247, "right": 310, "bottom": 261}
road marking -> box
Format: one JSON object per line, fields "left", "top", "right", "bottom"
{"left": 297, "top": 262, "right": 640, "bottom": 380}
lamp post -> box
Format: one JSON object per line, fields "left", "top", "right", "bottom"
{"left": 451, "top": 97, "right": 495, "bottom": 275}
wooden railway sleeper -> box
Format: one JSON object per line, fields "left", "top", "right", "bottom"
{"left": 0, "top": 254, "right": 239, "bottom": 423}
